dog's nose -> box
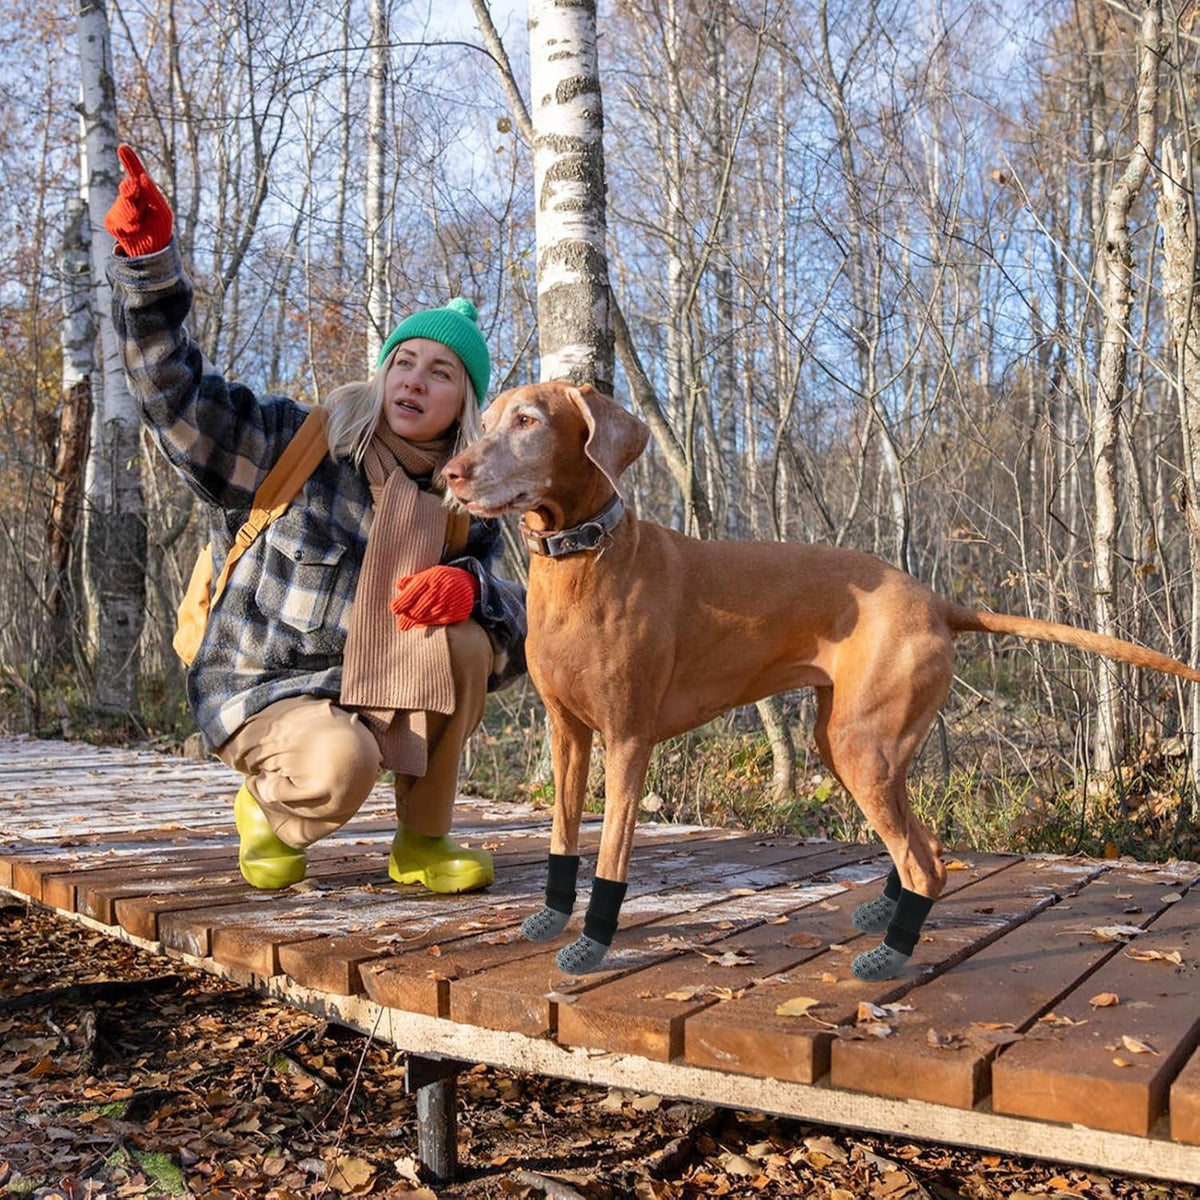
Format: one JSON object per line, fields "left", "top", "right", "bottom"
{"left": 442, "top": 457, "right": 470, "bottom": 487}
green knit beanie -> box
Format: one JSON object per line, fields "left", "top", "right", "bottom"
{"left": 377, "top": 297, "right": 491, "bottom": 404}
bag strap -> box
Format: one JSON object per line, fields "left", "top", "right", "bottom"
{"left": 210, "top": 406, "right": 330, "bottom": 605}
{"left": 444, "top": 506, "right": 471, "bottom": 557}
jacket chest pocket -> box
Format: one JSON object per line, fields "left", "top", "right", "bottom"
{"left": 256, "top": 514, "right": 347, "bottom": 634}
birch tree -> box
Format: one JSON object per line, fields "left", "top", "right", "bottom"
{"left": 365, "top": 0, "right": 390, "bottom": 367}
{"left": 77, "top": 0, "right": 146, "bottom": 718}
{"left": 527, "top": 0, "right": 613, "bottom": 388}
{"left": 1090, "top": 0, "right": 1162, "bottom": 773}
{"left": 1158, "top": 124, "right": 1200, "bottom": 818}
{"left": 49, "top": 196, "right": 95, "bottom": 662}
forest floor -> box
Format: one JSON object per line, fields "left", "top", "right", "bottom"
{"left": 0, "top": 900, "right": 1193, "bottom": 1200}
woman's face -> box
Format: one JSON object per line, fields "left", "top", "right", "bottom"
{"left": 381, "top": 338, "right": 466, "bottom": 441}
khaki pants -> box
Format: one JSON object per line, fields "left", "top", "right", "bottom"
{"left": 216, "top": 619, "right": 493, "bottom": 849}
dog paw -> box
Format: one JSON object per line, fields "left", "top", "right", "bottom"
{"left": 850, "top": 893, "right": 899, "bottom": 934}
{"left": 851, "top": 942, "right": 910, "bottom": 982}
{"left": 522, "top": 906, "right": 571, "bottom": 942}
{"left": 555, "top": 934, "right": 610, "bottom": 975}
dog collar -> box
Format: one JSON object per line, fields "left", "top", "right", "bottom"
{"left": 520, "top": 494, "right": 625, "bottom": 558}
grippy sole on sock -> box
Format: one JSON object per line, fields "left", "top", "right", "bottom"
{"left": 851, "top": 941, "right": 911, "bottom": 981}
{"left": 522, "top": 906, "right": 571, "bottom": 942}
{"left": 555, "top": 934, "right": 610, "bottom": 975}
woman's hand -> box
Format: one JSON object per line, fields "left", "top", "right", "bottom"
{"left": 104, "top": 144, "right": 174, "bottom": 256}
{"left": 392, "top": 565, "right": 479, "bottom": 631}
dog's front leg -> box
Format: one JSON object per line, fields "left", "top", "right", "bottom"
{"left": 555, "top": 736, "right": 653, "bottom": 975}
{"left": 521, "top": 704, "right": 593, "bottom": 942}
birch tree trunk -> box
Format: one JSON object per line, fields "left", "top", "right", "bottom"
{"left": 1158, "top": 130, "right": 1200, "bottom": 820}
{"left": 528, "top": 0, "right": 613, "bottom": 389}
{"left": 77, "top": 0, "right": 146, "bottom": 718}
{"left": 1090, "top": 0, "right": 1161, "bottom": 774}
{"left": 365, "top": 0, "right": 389, "bottom": 367}
{"left": 50, "top": 195, "right": 96, "bottom": 658}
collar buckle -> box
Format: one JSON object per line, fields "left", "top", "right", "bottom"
{"left": 521, "top": 495, "right": 625, "bottom": 558}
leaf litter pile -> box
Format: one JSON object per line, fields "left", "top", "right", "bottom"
{"left": 0, "top": 902, "right": 1191, "bottom": 1200}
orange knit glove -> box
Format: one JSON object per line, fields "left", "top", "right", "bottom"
{"left": 392, "top": 565, "right": 479, "bottom": 631}
{"left": 104, "top": 144, "right": 174, "bottom": 256}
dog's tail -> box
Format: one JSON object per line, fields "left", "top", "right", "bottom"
{"left": 945, "top": 603, "right": 1200, "bottom": 683}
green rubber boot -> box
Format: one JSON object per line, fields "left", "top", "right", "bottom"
{"left": 388, "top": 828, "right": 494, "bottom": 894}
{"left": 233, "top": 784, "right": 306, "bottom": 889}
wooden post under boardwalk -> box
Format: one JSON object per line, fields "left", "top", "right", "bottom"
{"left": 407, "top": 1054, "right": 466, "bottom": 1182}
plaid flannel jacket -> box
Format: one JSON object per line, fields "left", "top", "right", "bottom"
{"left": 108, "top": 241, "right": 526, "bottom": 753}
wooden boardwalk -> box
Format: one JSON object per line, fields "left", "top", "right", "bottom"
{"left": 1, "top": 734, "right": 1198, "bottom": 1185}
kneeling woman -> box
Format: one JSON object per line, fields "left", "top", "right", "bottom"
{"left": 105, "top": 146, "right": 525, "bottom": 893}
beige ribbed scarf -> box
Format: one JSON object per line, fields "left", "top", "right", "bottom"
{"left": 342, "top": 421, "right": 455, "bottom": 777}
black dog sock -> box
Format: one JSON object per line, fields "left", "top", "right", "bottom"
{"left": 556, "top": 876, "right": 628, "bottom": 975}
{"left": 852, "top": 887, "right": 935, "bottom": 982}
{"left": 521, "top": 853, "right": 580, "bottom": 942}
{"left": 850, "top": 865, "right": 902, "bottom": 933}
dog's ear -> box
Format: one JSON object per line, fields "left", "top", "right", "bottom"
{"left": 566, "top": 384, "right": 650, "bottom": 492}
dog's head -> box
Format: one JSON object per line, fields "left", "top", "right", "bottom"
{"left": 443, "top": 380, "right": 650, "bottom": 518}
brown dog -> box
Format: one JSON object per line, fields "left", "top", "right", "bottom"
{"left": 442, "top": 381, "right": 1200, "bottom": 980}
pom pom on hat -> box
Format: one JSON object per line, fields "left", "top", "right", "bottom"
{"left": 377, "top": 297, "right": 491, "bottom": 405}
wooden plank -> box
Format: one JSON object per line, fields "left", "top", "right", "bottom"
{"left": 212, "top": 856, "right": 553, "bottom": 978}
{"left": 275, "top": 827, "right": 750, "bottom": 994}
{"left": 114, "top": 825, "right": 673, "bottom": 950}
{"left": 7, "top": 838, "right": 231, "bottom": 903}
{"left": 1173, "top": 1045, "right": 1200, "bottom": 1145}
{"left": 193, "top": 830, "right": 748, "bottom": 979}
{"left": 43, "top": 846, "right": 241, "bottom": 919}
{"left": 446, "top": 844, "right": 892, "bottom": 1038}
{"left": 555, "top": 862, "right": 890, "bottom": 1060}
{"left": 682, "top": 853, "right": 1026, "bottom": 1082}
{"left": 363, "top": 840, "right": 881, "bottom": 1019}
{"left": 828, "top": 863, "right": 1166, "bottom": 1108}
{"left": 991, "top": 871, "right": 1200, "bottom": 1136}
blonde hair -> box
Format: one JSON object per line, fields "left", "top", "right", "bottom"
{"left": 323, "top": 345, "right": 483, "bottom": 480}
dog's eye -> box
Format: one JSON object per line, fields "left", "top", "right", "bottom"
{"left": 514, "top": 412, "right": 536, "bottom": 428}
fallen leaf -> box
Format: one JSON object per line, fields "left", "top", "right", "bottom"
{"left": 1089, "top": 992, "right": 1120, "bottom": 1008}
{"left": 698, "top": 948, "right": 755, "bottom": 968}
{"left": 1083, "top": 924, "right": 1144, "bottom": 942}
{"left": 1113, "top": 1056, "right": 1132, "bottom": 1068}
{"left": 1126, "top": 947, "right": 1184, "bottom": 965}
{"left": 326, "top": 1154, "right": 376, "bottom": 1194}
{"left": 775, "top": 996, "right": 824, "bottom": 1018}
{"left": 1038, "top": 1012, "right": 1088, "bottom": 1027}
{"left": 1121, "top": 1034, "right": 1159, "bottom": 1055}
{"left": 857, "top": 1001, "right": 892, "bottom": 1022}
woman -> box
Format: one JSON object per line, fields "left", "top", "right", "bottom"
{"left": 104, "top": 145, "right": 525, "bottom": 894}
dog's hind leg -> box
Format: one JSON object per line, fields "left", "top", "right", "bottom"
{"left": 853, "top": 782, "right": 945, "bottom": 982}
{"left": 812, "top": 686, "right": 904, "bottom": 934}
{"left": 817, "top": 679, "right": 948, "bottom": 982}
{"left": 555, "top": 735, "right": 653, "bottom": 975}
{"left": 522, "top": 706, "right": 594, "bottom": 943}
